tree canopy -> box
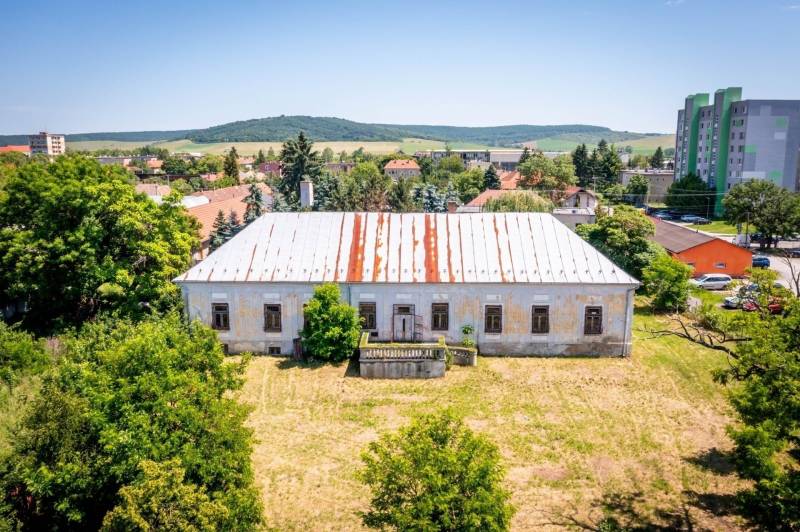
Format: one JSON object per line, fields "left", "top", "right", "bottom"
{"left": 279, "top": 132, "right": 322, "bottom": 206}
{"left": 0, "top": 155, "right": 198, "bottom": 332}
{"left": 576, "top": 205, "right": 662, "bottom": 279}
{"left": 723, "top": 180, "right": 800, "bottom": 247}
{"left": 0, "top": 314, "right": 262, "bottom": 530}
{"left": 483, "top": 192, "right": 553, "bottom": 213}
{"left": 300, "top": 283, "right": 361, "bottom": 362}
{"left": 360, "top": 410, "right": 515, "bottom": 531}
{"left": 665, "top": 172, "right": 714, "bottom": 216}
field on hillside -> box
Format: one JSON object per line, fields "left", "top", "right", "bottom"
{"left": 534, "top": 134, "right": 675, "bottom": 154}
{"left": 239, "top": 306, "right": 747, "bottom": 531}
{"left": 67, "top": 137, "right": 494, "bottom": 156}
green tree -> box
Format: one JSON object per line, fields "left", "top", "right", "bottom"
{"left": 413, "top": 184, "right": 447, "bottom": 213}
{"left": 359, "top": 410, "right": 515, "bottom": 531}
{"left": 343, "top": 162, "right": 391, "bottom": 211}
{"left": 209, "top": 210, "right": 229, "bottom": 251}
{"left": 102, "top": 459, "right": 229, "bottom": 531}
{"left": 0, "top": 314, "right": 262, "bottom": 530}
{"left": 576, "top": 205, "right": 661, "bottom": 278}
{"left": 450, "top": 168, "right": 485, "bottom": 203}
{"left": 666, "top": 172, "right": 714, "bottom": 217}
{"left": 226, "top": 210, "right": 242, "bottom": 237}
{"left": 223, "top": 147, "right": 240, "bottom": 183}
{"left": 572, "top": 143, "right": 590, "bottom": 184}
{"left": 162, "top": 156, "right": 189, "bottom": 175}
{"left": 599, "top": 144, "right": 623, "bottom": 187}
{"left": 0, "top": 156, "right": 199, "bottom": 332}
{"left": 300, "top": 283, "right": 360, "bottom": 362}
{"left": 518, "top": 152, "right": 576, "bottom": 199}
{"left": 641, "top": 254, "right": 691, "bottom": 311}
{"left": 243, "top": 183, "right": 265, "bottom": 223}
{"left": 437, "top": 155, "right": 464, "bottom": 175}
{"left": 279, "top": 132, "right": 322, "bottom": 206}
{"left": 388, "top": 178, "right": 418, "bottom": 212}
{"left": 483, "top": 192, "right": 553, "bottom": 213}
{"left": 625, "top": 174, "right": 649, "bottom": 206}
{"left": 254, "top": 149, "right": 266, "bottom": 166}
{"left": 321, "top": 147, "right": 335, "bottom": 163}
{"left": 0, "top": 322, "right": 48, "bottom": 388}
{"left": 518, "top": 146, "right": 532, "bottom": 165}
{"left": 484, "top": 165, "right": 501, "bottom": 190}
{"left": 723, "top": 180, "right": 800, "bottom": 248}
{"left": 650, "top": 146, "right": 664, "bottom": 169}
{"left": 312, "top": 172, "right": 347, "bottom": 211}
{"left": 266, "top": 146, "right": 277, "bottom": 160}
{"left": 603, "top": 183, "right": 627, "bottom": 204}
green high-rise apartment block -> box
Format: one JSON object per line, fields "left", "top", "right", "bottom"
{"left": 674, "top": 87, "right": 800, "bottom": 216}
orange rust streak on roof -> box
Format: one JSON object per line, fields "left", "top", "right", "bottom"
{"left": 424, "top": 214, "right": 439, "bottom": 283}
{"left": 372, "top": 212, "right": 384, "bottom": 282}
{"left": 333, "top": 214, "right": 346, "bottom": 282}
{"left": 492, "top": 216, "right": 507, "bottom": 283}
{"left": 244, "top": 243, "right": 258, "bottom": 281}
{"left": 347, "top": 213, "right": 365, "bottom": 282}
{"left": 446, "top": 215, "right": 455, "bottom": 283}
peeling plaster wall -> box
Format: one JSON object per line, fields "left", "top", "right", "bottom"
{"left": 179, "top": 282, "right": 636, "bottom": 357}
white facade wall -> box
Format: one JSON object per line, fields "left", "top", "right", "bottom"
{"left": 181, "top": 281, "right": 635, "bottom": 357}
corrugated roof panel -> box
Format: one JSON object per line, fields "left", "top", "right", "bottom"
{"left": 176, "top": 212, "right": 638, "bottom": 286}
{"left": 459, "top": 216, "right": 478, "bottom": 283}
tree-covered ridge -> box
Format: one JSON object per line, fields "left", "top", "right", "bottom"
{"left": 0, "top": 116, "right": 659, "bottom": 147}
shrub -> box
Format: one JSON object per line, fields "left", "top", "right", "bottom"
{"left": 359, "top": 410, "right": 515, "bottom": 531}
{"left": 300, "top": 283, "right": 361, "bottom": 362}
{"left": 0, "top": 322, "right": 48, "bottom": 387}
{"left": 642, "top": 254, "right": 692, "bottom": 311}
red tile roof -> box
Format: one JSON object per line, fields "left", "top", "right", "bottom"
{"left": 135, "top": 183, "right": 172, "bottom": 196}
{"left": 188, "top": 197, "right": 249, "bottom": 241}
{"left": 499, "top": 170, "right": 520, "bottom": 190}
{"left": 0, "top": 145, "right": 30, "bottom": 154}
{"left": 191, "top": 183, "right": 271, "bottom": 203}
{"left": 467, "top": 189, "right": 539, "bottom": 207}
{"left": 384, "top": 159, "right": 420, "bottom": 170}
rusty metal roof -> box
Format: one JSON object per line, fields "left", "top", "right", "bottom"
{"left": 175, "top": 212, "right": 638, "bottom": 285}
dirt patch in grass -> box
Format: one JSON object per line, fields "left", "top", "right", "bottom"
{"left": 238, "top": 311, "right": 748, "bottom": 531}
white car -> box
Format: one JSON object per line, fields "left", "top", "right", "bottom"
{"left": 690, "top": 274, "right": 733, "bottom": 290}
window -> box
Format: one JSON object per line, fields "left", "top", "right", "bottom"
{"left": 359, "top": 302, "right": 377, "bottom": 330}
{"left": 268, "top": 346, "right": 281, "bottom": 355}
{"left": 531, "top": 305, "right": 549, "bottom": 334}
{"left": 431, "top": 303, "right": 449, "bottom": 331}
{"left": 485, "top": 305, "right": 502, "bottom": 334}
{"left": 584, "top": 306, "right": 602, "bottom": 335}
{"left": 264, "top": 304, "right": 282, "bottom": 332}
{"left": 212, "top": 303, "right": 230, "bottom": 330}
{"left": 714, "top": 262, "right": 727, "bottom": 269}
{"left": 739, "top": 132, "right": 744, "bottom": 140}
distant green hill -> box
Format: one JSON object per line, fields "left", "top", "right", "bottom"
{"left": 0, "top": 116, "right": 667, "bottom": 148}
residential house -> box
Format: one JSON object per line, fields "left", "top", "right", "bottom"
{"left": 384, "top": 159, "right": 421, "bottom": 180}
{"left": 324, "top": 162, "right": 355, "bottom": 174}
{"left": 258, "top": 161, "right": 282, "bottom": 176}
{"left": 175, "top": 212, "right": 638, "bottom": 356}
{"left": 620, "top": 169, "right": 675, "bottom": 203}
{"left": 649, "top": 217, "right": 752, "bottom": 277}
{"left": 135, "top": 183, "right": 172, "bottom": 203}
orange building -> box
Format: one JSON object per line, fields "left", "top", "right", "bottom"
{"left": 650, "top": 217, "right": 752, "bottom": 277}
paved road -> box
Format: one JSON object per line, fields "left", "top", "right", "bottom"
{"left": 768, "top": 255, "right": 800, "bottom": 294}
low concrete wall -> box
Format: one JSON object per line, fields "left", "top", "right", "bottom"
{"left": 359, "top": 358, "right": 446, "bottom": 379}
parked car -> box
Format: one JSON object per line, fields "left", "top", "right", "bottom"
{"left": 787, "top": 249, "right": 800, "bottom": 258}
{"left": 690, "top": 274, "right": 733, "bottom": 290}
{"left": 723, "top": 284, "right": 761, "bottom": 309}
{"left": 680, "top": 214, "right": 710, "bottom": 224}
{"left": 653, "top": 211, "right": 672, "bottom": 220}
{"left": 742, "top": 298, "right": 784, "bottom": 314}
{"left": 752, "top": 255, "right": 771, "bottom": 268}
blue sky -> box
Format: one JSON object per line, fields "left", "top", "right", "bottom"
{"left": 1, "top": 0, "right": 799, "bottom": 135}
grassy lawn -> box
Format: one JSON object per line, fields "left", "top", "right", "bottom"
{"left": 238, "top": 305, "right": 746, "bottom": 531}
{"left": 687, "top": 220, "right": 738, "bottom": 235}
{"left": 534, "top": 134, "right": 674, "bottom": 155}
